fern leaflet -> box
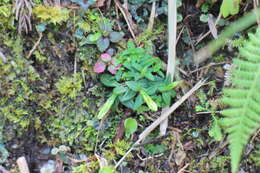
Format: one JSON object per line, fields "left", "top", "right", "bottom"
{"left": 221, "top": 29, "right": 260, "bottom": 173}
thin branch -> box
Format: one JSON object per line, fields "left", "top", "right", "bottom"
{"left": 114, "top": 0, "right": 137, "bottom": 41}
{"left": 26, "top": 32, "right": 43, "bottom": 58}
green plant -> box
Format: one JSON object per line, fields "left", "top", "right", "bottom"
{"left": 83, "top": 19, "right": 124, "bottom": 52}
{"left": 0, "top": 144, "right": 9, "bottom": 163}
{"left": 220, "top": 0, "right": 241, "bottom": 18}
{"left": 33, "top": 5, "right": 70, "bottom": 25}
{"left": 128, "top": 0, "right": 182, "bottom": 24}
{"left": 72, "top": 164, "right": 89, "bottom": 173}
{"left": 104, "top": 140, "right": 132, "bottom": 158}
{"left": 0, "top": 37, "right": 41, "bottom": 135}
{"left": 94, "top": 53, "right": 121, "bottom": 74}
{"left": 55, "top": 73, "right": 83, "bottom": 99}
{"left": 144, "top": 143, "right": 167, "bottom": 155}
{"left": 0, "top": 5, "right": 14, "bottom": 31}
{"left": 219, "top": 29, "right": 260, "bottom": 173}
{"left": 124, "top": 118, "right": 138, "bottom": 138}
{"left": 97, "top": 42, "right": 180, "bottom": 119}
{"left": 50, "top": 145, "right": 71, "bottom": 164}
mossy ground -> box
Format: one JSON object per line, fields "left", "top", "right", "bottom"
{"left": 0, "top": 0, "right": 259, "bottom": 172}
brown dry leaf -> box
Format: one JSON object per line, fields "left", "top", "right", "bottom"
{"left": 175, "top": 149, "right": 186, "bottom": 166}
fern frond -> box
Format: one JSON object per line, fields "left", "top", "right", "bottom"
{"left": 221, "top": 29, "right": 260, "bottom": 173}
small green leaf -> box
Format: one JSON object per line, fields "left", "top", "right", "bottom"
{"left": 177, "top": 14, "right": 183, "bottom": 23}
{"left": 109, "top": 32, "right": 124, "bottom": 43}
{"left": 144, "top": 72, "right": 155, "bottom": 81}
{"left": 158, "top": 81, "right": 182, "bottom": 92}
{"left": 220, "top": 0, "right": 241, "bottom": 18}
{"left": 126, "top": 81, "right": 142, "bottom": 91}
{"left": 0, "top": 145, "right": 9, "bottom": 163}
{"left": 74, "top": 28, "right": 84, "bottom": 39}
{"left": 99, "top": 20, "right": 112, "bottom": 34}
{"left": 140, "top": 90, "right": 158, "bottom": 111}
{"left": 97, "top": 94, "right": 117, "bottom": 119}
{"left": 162, "top": 92, "right": 171, "bottom": 106}
{"left": 113, "top": 86, "right": 128, "bottom": 95}
{"left": 36, "top": 23, "right": 46, "bottom": 32}
{"left": 100, "top": 74, "right": 120, "bottom": 87}
{"left": 134, "top": 94, "right": 144, "bottom": 110}
{"left": 127, "top": 40, "right": 136, "bottom": 49}
{"left": 87, "top": 32, "right": 102, "bottom": 42}
{"left": 118, "top": 90, "right": 136, "bottom": 102}
{"left": 97, "top": 37, "right": 110, "bottom": 52}
{"left": 122, "top": 100, "right": 135, "bottom": 110}
{"left": 124, "top": 118, "right": 138, "bottom": 137}
{"left": 199, "top": 14, "right": 208, "bottom": 23}
{"left": 209, "top": 116, "right": 223, "bottom": 141}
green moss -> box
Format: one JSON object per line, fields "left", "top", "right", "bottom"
{"left": 55, "top": 73, "right": 83, "bottom": 99}
{"left": 103, "top": 140, "right": 132, "bottom": 162}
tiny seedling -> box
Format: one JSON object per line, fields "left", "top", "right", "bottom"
{"left": 124, "top": 118, "right": 138, "bottom": 138}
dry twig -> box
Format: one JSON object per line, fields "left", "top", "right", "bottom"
{"left": 113, "top": 0, "right": 138, "bottom": 41}
{"left": 26, "top": 32, "right": 43, "bottom": 58}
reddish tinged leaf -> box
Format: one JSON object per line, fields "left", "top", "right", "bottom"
{"left": 94, "top": 61, "right": 106, "bottom": 73}
{"left": 108, "top": 65, "right": 117, "bottom": 74}
{"left": 111, "top": 58, "right": 116, "bottom": 64}
{"left": 100, "top": 53, "right": 111, "bottom": 62}
{"left": 108, "top": 64, "right": 122, "bottom": 74}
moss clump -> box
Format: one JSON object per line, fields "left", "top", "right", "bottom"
{"left": 55, "top": 73, "right": 83, "bottom": 99}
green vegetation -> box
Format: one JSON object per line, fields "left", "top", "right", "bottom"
{"left": 220, "top": 29, "right": 260, "bottom": 173}
{"left": 0, "top": 0, "right": 259, "bottom": 172}
{"left": 97, "top": 42, "right": 180, "bottom": 119}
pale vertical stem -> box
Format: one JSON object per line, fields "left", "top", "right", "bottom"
{"left": 160, "top": 0, "right": 177, "bottom": 135}
{"left": 167, "top": 0, "right": 177, "bottom": 79}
